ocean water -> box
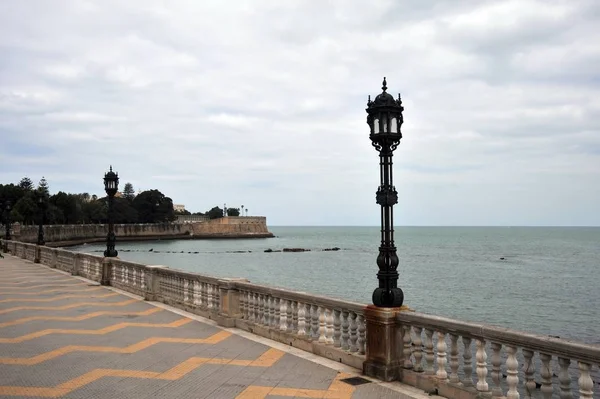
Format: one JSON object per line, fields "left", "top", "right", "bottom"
{"left": 70, "top": 226, "right": 600, "bottom": 345}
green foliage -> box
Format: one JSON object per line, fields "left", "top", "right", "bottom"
{"left": 132, "top": 189, "right": 176, "bottom": 223}
{"left": 37, "top": 177, "right": 50, "bottom": 197}
{"left": 227, "top": 207, "right": 240, "bottom": 216}
{"left": 123, "top": 182, "right": 135, "bottom": 202}
{"left": 12, "top": 193, "right": 37, "bottom": 224}
{"left": 175, "top": 209, "right": 192, "bottom": 215}
{"left": 206, "top": 206, "right": 224, "bottom": 219}
{"left": 18, "top": 177, "right": 34, "bottom": 191}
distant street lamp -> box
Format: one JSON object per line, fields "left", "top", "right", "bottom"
{"left": 245, "top": 208, "right": 248, "bottom": 217}
{"left": 103, "top": 166, "right": 119, "bottom": 257}
{"left": 224, "top": 203, "right": 227, "bottom": 217}
{"left": 366, "top": 77, "right": 405, "bottom": 308}
{"left": 3, "top": 201, "right": 10, "bottom": 252}
{"left": 36, "top": 192, "right": 46, "bottom": 246}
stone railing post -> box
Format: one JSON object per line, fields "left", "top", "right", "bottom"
{"left": 217, "top": 278, "right": 249, "bottom": 327}
{"left": 72, "top": 253, "right": 81, "bottom": 276}
{"left": 50, "top": 249, "right": 58, "bottom": 268}
{"left": 34, "top": 245, "right": 41, "bottom": 263}
{"left": 363, "top": 305, "right": 408, "bottom": 382}
{"left": 100, "top": 258, "right": 112, "bottom": 286}
{"left": 144, "top": 265, "right": 166, "bottom": 301}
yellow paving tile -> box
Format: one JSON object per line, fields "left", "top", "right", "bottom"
{"left": 0, "top": 316, "right": 191, "bottom": 343}
{"left": 0, "top": 330, "right": 232, "bottom": 365}
{"left": 0, "top": 287, "right": 103, "bottom": 295}
{"left": 0, "top": 338, "right": 284, "bottom": 397}
{"left": 0, "top": 307, "right": 161, "bottom": 329}
{"left": 0, "top": 293, "right": 118, "bottom": 303}
{"left": 0, "top": 299, "right": 138, "bottom": 315}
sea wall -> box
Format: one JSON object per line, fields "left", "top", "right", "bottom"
{"left": 11, "top": 216, "right": 273, "bottom": 246}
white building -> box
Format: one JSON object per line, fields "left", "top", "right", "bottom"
{"left": 173, "top": 204, "right": 186, "bottom": 213}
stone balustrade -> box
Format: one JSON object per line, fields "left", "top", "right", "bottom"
{"left": 3, "top": 239, "right": 599, "bottom": 399}
{"left": 398, "top": 312, "right": 600, "bottom": 399}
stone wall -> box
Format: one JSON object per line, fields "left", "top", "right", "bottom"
{"left": 12, "top": 216, "right": 273, "bottom": 246}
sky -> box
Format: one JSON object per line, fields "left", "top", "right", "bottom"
{"left": 0, "top": 0, "right": 599, "bottom": 226}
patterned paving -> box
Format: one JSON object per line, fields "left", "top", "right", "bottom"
{"left": 0, "top": 254, "right": 418, "bottom": 399}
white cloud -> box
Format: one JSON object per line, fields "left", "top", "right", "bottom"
{"left": 0, "top": 0, "right": 598, "bottom": 225}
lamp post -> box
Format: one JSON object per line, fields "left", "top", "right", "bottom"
{"left": 3, "top": 201, "right": 10, "bottom": 252}
{"left": 36, "top": 192, "right": 46, "bottom": 246}
{"left": 103, "top": 166, "right": 119, "bottom": 258}
{"left": 224, "top": 203, "right": 227, "bottom": 217}
{"left": 366, "top": 77, "right": 404, "bottom": 308}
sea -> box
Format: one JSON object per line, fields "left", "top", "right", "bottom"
{"left": 70, "top": 226, "right": 600, "bottom": 346}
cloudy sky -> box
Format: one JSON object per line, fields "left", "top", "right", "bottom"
{"left": 0, "top": 0, "right": 598, "bottom": 226}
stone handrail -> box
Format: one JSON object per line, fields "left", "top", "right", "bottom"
{"left": 397, "top": 311, "right": 600, "bottom": 399}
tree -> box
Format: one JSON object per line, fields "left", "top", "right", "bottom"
{"left": 123, "top": 182, "right": 135, "bottom": 202}
{"left": 206, "top": 206, "right": 224, "bottom": 219}
{"left": 37, "top": 177, "right": 50, "bottom": 197}
{"left": 12, "top": 193, "right": 37, "bottom": 224}
{"left": 132, "top": 189, "right": 176, "bottom": 223}
{"left": 227, "top": 207, "right": 240, "bottom": 216}
{"left": 18, "top": 177, "right": 34, "bottom": 192}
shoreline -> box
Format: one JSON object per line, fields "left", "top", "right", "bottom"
{"left": 45, "top": 233, "right": 275, "bottom": 248}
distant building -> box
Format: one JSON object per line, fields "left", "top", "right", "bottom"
{"left": 173, "top": 204, "right": 186, "bottom": 213}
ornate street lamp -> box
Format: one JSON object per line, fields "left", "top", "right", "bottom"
{"left": 103, "top": 166, "right": 119, "bottom": 257}
{"left": 35, "top": 192, "right": 46, "bottom": 246}
{"left": 366, "top": 77, "right": 405, "bottom": 308}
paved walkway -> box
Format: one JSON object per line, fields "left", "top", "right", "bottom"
{"left": 0, "top": 254, "right": 426, "bottom": 399}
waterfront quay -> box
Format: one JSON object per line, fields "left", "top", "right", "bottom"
{"left": 0, "top": 254, "right": 423, "bottom": 398}
{"left": 1, "top": 240, "right": 599, "bottom": 399}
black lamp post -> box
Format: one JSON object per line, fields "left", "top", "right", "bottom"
{"left": 366, "top": 77, "right": 405, "bottom": 308}
{"left": 36, "top": 192, "right": 46, "bottom": 246}
{"left": 103, "top": 166, "right": 119, "bottom": 257}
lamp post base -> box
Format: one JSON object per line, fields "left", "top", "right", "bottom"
{"left": 363, "top": 305, "right": 410, "bottom": 382}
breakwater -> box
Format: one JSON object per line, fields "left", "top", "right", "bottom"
{"left": 7, "top": 216, "right": 273, "bottom": 246}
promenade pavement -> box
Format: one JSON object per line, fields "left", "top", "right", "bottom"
{"left": 0, "top": 254, "right": 428, "bottom": 399}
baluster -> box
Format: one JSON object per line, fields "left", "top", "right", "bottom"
{"left": 436, "top": 331, "right": 448, "bottom": 381}
{"left": 239, "top": 290, "right": 246, "bottom": 319}
{"left": 577, "top": 361, "right": 594, "bottom": 399}
{"left": 201, "top": 282, "right": 207, "bottom": 308}
{"left": 403, "top": 326, "right": 413, "bottom": 369}
{"left": 349, "top": 312, "right": 358, "bottom": 353}
{"left": 192, "top": 281, "right": 199, "bottom": 305}
{"left": 449, "top": 333, "right": 459, "bottom": 383}
{"left": 333, "top": 309, "right": 341, "bottom": 348}
{"left": 341, "top": 310, "right": 350, "bottom": 350}
{"left": 423, "top": 328, "right": 435, "bottom": 375}
{"left": 318, "top": 306, "right": 327, "bottom": 343}
{"left": 183, "top": 279, "right": 189, "bottom": 303}
{"left": 325, "top": 308, "right": 334, "bottom": 344}
{"left": 357, "top": 314, "right": 366, "bottom": 355}
{"left": 311, "top": 304, "right": 320, "bottom": 341}
{"left": 278, "top": 298, "right": 286, "bottom": 331}
{"left": 132, "top": 268, "right": 137, "bottom": 287}
{"left": 297, "top": 302, "right": 306, "bottom": 336}
{"left": 285, "top": 300, "right": 292, "bottom": 332}
{"left": 491, "top": 342, "right": 503, "bottom": 398}
{"left": 214, "top": 286, "right": 220, "bottom": 311}
{"left": 523, "top": 349, "right": 536, "bottom": 398}
{"left": 506, "top": 345, "right": 519, "bottom": 399}
{"left": 540, "top": 353, "right": 554, "bottom": 399}
{"left": 258, "top": 294, "right": 265, "bottom": 325}
{"left": 557, "top": 357, "right": 572, "bottom": 399}
{"left": 249, "top": 293, "right": 255, "bottom": 322}
{"left": 476, "top": 339, "right": 489, "bottom": 394}
{"left": 207, "top": 284, "right": 213, "bottom": 310}
{"left": 269, "top": 296, "right": 275, "bottom": 327}
{"left": 276, "top": 298, "right": 283, "bottom": 329}
{"left": 413, "top": 327, "right": 424, "bottom": 372}
{"left": 291, "top": 301, "right": 298, "bottom": 334}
